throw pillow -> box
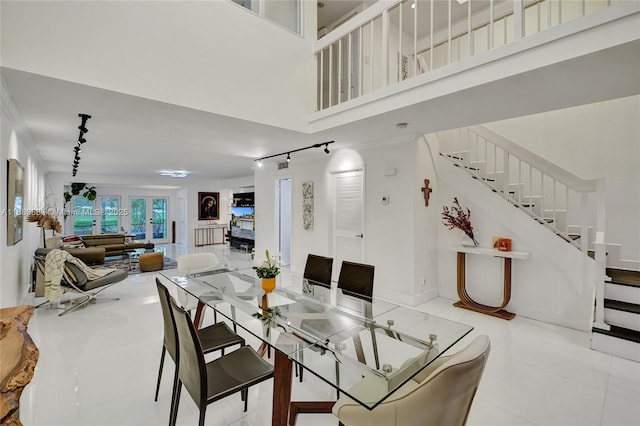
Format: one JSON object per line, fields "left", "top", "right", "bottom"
{"left": 63, "top": 262, "right": 88, "bottom": 288}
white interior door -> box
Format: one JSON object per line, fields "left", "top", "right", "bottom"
{"left": 177, "top": 197, "right": 185, "bottom": 245}
{"left": 278, "top": 178, "right": 292, "bottom": 266}
{"left": 332, "top": 170, "right": 365, "bottom": 280}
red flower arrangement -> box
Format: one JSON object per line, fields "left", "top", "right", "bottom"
{"left": 442, "top": 197, "right": 478, "bottom": 246}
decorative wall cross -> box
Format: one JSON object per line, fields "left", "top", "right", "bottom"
{"left": 421, "top": 179, "right": 433, "bottom": 206}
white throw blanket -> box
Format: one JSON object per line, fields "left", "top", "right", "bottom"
{"left": 44, "top": 249, "right": 116, "bottom": 302}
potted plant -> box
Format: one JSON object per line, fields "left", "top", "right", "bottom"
{"left": 442, "top": 197, "right": 479, "bottom": 247}
{"left": 253, "top": 249, "right": 280, "bottom": 293}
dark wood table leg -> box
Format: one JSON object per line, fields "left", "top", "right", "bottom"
{"left": 453, "top": 252, "right": 516, "bottom": 320}
{"left": 289, "top": 401, "right": 336, "bottom": 426}
{"left": 193, "top": 301, "right": 205, "bottom": 329}
{"left": 273, "top": 350, "right": 293, "bottom": 426}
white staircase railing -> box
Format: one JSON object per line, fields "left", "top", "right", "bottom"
{"left": 314, "top": 0, "right": 615, "bottom": 111}
{"left": 439, "top": 125, "right": 603, "bottom": 250}
{"left": 439, "top": 125, "right": 608, "bottom": 330}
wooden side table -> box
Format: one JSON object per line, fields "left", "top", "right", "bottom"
{"left": 0, "top": 306, "right": 39, "bottom": 425}
{"left": 452, "top": 246, "right": 530, "bottom": 320}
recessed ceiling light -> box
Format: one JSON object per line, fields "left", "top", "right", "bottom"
{"left": 159, "top": 170, "right": 189, "bottom": 178}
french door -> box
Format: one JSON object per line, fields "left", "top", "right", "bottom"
{"left": 97, "top": 196, "right": 122, "bottom": 234}
{"left": 129, "top": 197, "right": 169, "bottom": 244}
{"left": 70, "top": 195, "right": 123, "bottom": 235}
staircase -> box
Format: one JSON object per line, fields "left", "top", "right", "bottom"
{"left": 437, "top": 125, "right": 639, "bottom": 361}
{"left": 591, "top": 268, "right": 640, "bottom": 362}
{"left": 437, "top": 125, "right": 601, "bottom": 252}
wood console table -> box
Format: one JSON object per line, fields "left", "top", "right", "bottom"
{"left": 194, "top": 225, "right": 227, "bottom": 247}
{"left": 452, "top": 246, "right": 530, "bottom": 320}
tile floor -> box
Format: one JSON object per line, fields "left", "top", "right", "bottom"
{"left": 20, "top": 244, "right": 640, "bottom": 426}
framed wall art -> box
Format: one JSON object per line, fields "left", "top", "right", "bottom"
{"left": 6, "top": 159, "right": 25, "bottom": 245}
{"left": 302, "top": 181, "right": 314, "bottom": 230}
{"left": 198, "top": 192, "right": 220, "bottom": 220}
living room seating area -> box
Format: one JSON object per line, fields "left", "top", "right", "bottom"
{"left": 57, "top": 233, "right": 153, "bottom": 265}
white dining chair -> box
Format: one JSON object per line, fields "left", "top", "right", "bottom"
{"left": 332, "top": 335, "right": 490, "bottom": 426}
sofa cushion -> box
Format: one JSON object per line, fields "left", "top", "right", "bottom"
{"left": 100, "top": 244, "right": 127, "bottom": 252}
{"left": 83, "top": 236, "right": 124, "bottom": 247}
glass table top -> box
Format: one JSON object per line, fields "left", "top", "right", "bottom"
{"left": 160, "top": 267, "right": 473, "bottom": 409}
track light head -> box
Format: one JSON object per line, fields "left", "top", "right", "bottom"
{"left": 73, "top": 146, "right": 81, "bottom": 153}
{"left": 255, "top": 140, "right": 334, "bottom": 163}
{"left": 78, "top": 125, "right": 88, "bottom": 133}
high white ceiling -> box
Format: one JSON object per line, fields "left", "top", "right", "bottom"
{"left": 2, "top": 1, "right": 638, "bottom": 186}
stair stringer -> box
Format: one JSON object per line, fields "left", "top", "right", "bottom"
{"left": 437, "top": 155, "right": 598, "bottom": 332}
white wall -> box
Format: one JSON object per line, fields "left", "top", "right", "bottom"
{"left": 437, "top": 157, "right": 596, "bottom": 331}
{"left": 1, "top": 92, "right": 49, "bottom": 308}
{"left": 1, "top": 0, "right": 316, "bottom": 132}
{"left": 254, "top": 135, "right": 438, "bottom": 305}
{"left": 255, "top": 130, "right": 598, "bottom": 331}
{"left": 485, "top": 95, "right": 640, "bottom": 269}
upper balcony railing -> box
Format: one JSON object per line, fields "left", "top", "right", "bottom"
{"left": 314, "top": 0, "right": 615, "bottom": 111}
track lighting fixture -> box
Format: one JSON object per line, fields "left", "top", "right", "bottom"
{"left": 254, "top": 141, "right": 334, "bottom": 164}
{"left": 71, "top": 113, "right": 91, "bottom": 176}
{"left": 78, "top": 114, "right": 91, "bottom": 133}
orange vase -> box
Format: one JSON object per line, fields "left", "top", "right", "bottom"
{"left": 261, "top": 277, "right": 276, "bottom": 293}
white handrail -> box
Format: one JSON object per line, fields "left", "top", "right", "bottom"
{"left": 468, "top": 125, "right": 598, "bottom": 192}
{"left": 439, "top": 125, "right": 605, "bottom": 251}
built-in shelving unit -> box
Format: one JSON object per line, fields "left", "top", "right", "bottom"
{"left": 230, "top": 192, "right": 255, "bottom": 251}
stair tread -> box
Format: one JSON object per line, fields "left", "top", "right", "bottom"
{"left": 592, "top": 325, "right": 640, "bottom": 344}
{"left": 606, "top": 268, "right": 640, "bottom": 287}
{"left": 604, "top": 299, "right": 640, "bottom": 314}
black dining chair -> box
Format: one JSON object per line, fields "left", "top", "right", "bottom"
{"left": 294, "top": 254, "right": 334, "bottom": 382}
{"left": 154, "top": 279, "right": 245, "bottom": 417}
{"left": 337, "top": 260, "right": 375, "bottom": 299}
{"left": 303, "top": 254, "right": 334, "bottom": 287}
{"left": 169, "top": 296, "right": 274, "bottom": 426}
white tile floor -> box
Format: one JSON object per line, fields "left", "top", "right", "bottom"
{"left": 20, "top": 244, "right": 640, "bottom": 426}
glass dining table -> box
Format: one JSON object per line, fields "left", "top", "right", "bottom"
{"left": 159, "top": 266, "right": 473, "bottom": 426}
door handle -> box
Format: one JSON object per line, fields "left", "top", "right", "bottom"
{"left": 356, "top": 234, "right": 363, "bottom": 238}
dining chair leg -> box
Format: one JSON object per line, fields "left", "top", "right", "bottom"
{"left": 298, "top": 350, "right": 304, "bottom": 382}
{"left": 154, "top": 346, "right": 166, "bottom": 401}
{"left": 170, "top": 377, "right": 181, "bottom": 426}
{"left": 198, "top": 407, "right": 206, "bottom": 426}
{"left": 243, "top": 388, "right": 249, "bottom": 412}
{"left": 335, "top": 361, "right": 340, "bottom": 399}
